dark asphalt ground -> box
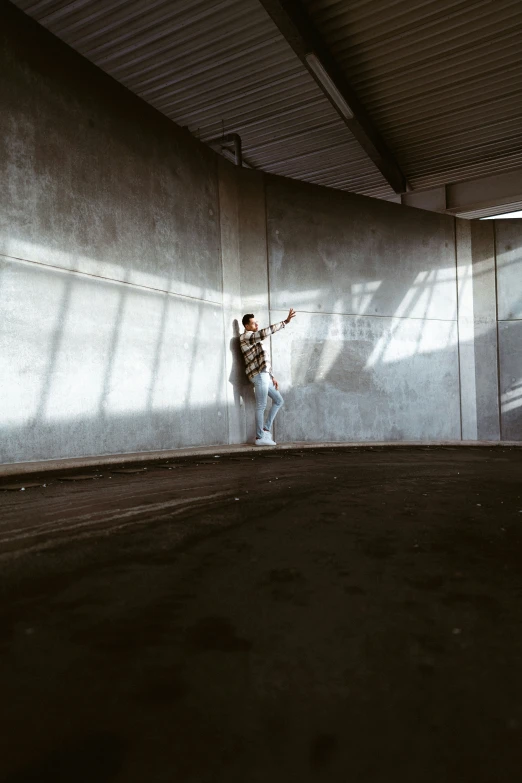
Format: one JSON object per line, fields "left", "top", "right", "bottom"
{"left": 1, "top": 446, "right": 522, "bottom": 783}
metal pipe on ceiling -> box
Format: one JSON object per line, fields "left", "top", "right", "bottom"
{"left": 207, "top": 133, "right": 243, "bottom": 167}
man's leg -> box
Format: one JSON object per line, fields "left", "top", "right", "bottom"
{"left": 264, "top": 384, "right": 284, "bottom": 434}
{"left": 252, "top": 372, "right": 270, "bottom": 440}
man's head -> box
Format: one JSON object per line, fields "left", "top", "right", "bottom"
{"left": 242, "top": 313, "right": 258, "bottom": 331}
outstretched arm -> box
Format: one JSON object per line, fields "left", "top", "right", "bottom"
{"left": 242, "top": 320, "right": 285, "bottom": 345}
{"left": 242, "top": 309, "right": 296, "bottom": 346}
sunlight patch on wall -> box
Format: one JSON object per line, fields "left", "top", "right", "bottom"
{"left": 495, "top": 226, "right": 522, "bottom": 321}
{"left": 351, "top": 281, "right": 381, "bottom": 314}
{"left": 3, "top": 237, "right": 223, "bottom": 304}
{"left": 364, "top": 267, "right": 459, "bottom": 368}
{"left": 42, "top": 282, "right": 125, "bottom": 422}
{"left": 365, "top": 316, "right": 457, "bottom": 369}
{"left": 312, "top": 309, "right": 344, "bottom": 382}
{"left": 0, "top": 265, "right": 67, "bottom": 424}
{"left": 501, "top": 383, "right": 522, "bottom": 414}
{"left": 0, "top": 255, "right": 227, "bottom": 426}
{"left": 394, "top": 267, "right": 457, "bottom": 321}
{"left": 276, "top": 283, "right": 384, "bottom": 317}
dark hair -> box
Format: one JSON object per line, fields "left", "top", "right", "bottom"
{"left": 242, "top": 313, "right": 254, "bottom": 327}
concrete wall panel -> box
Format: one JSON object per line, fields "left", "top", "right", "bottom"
{"left": 0, "top": 257, "right": 227, "bottom": 463}
{"left": 496, "top": 220, "right": 522, "bottom": 440}
{"left": 266, "top": 177, "right": 461, "bottom": 443}
{"left": 0, "top": 6, "right": 228, "bottom": 463}
{"left": 456, "top": 219, "right": 477, "bottom": 440}
{"left": 271, "top": 310, "right": 460, "bottom": 442}
{"left": 238, "top": 170, "right": 270, "bottom": 315}
{"left": 0, "top": 6, "right": 222, "bottom": 304}
{"left": 456, "top": 220, "right": 501, "bottom": 441}
{"left": 218, "top": 159, "right": 248, "bottom": 445}
{"left": 237, "top": 170, "right": 271, "bottom": 443}
{"left": 498, "top": 320, "right": 522, "bottom": 441}
{"left": 266, "top": 177, "right": 456, "bottom": 320}
{"left": 469, "top": 221, "right": 500, "bottom": 441}
{"left": 496, "top": 220, "right": 522, "bottom": 321}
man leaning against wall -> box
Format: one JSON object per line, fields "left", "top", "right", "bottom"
{"left": 240, "top": 308, "right": 296, "bottom": 446}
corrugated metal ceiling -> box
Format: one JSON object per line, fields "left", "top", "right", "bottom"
{"left": 10, "top": 0, "right": 395, "bottom": 200}
{"left": 303, "top": 0, "right": 522, "bottom": 191}
{"left": 10, "top": 0, "right": 522, "bottom": 213}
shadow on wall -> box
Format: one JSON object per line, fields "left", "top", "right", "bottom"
{"left": 229, "top": 319, "right": 252, "bottom": 411}
{"left": 495, "top": 224, "right": 522, "bottom": 441}
{"left": 229, "top": 319, "right": 257, "bottom": 444}
{"left": 499, "top": 320, "right": 522, "bottom": 440}
{"left": 1, "top": 242, "right": 521, "bottom": 464}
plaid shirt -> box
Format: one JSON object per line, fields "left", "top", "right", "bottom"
{"left": 240, "top": 321, "right": 286, "bottom": 382}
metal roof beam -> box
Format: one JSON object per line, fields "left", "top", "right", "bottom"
{"left": 258, "top": 0, "right": 409, "bottom": 194}
{"left": 401, "top": 168, "right": 522, "bottom": 217}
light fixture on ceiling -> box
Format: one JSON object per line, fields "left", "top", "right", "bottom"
{"left": 305, "top": 52, "right": 354, "bottom": 120}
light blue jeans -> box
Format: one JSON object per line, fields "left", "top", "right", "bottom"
{"left": 252, "top": 371, "right": 284, "bottom": 439}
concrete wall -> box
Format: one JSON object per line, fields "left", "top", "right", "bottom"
{"left": 1, "top": 3, "right": 520, "bottom": 464}
{"left": 456, "top": 220, "right": 501, "bottom": 441}
{"left": 266, "top": 177, "right": 461, "bottom": 442}
{"left": 496, "top": 220, "right": 522, "bottom": 440}
{"left": 218, "top": 163, "right": 270, "bottom": 446}
{"left": 0, "top": 4, "right": 228, "bottom": 463}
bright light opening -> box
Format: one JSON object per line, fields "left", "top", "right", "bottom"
{"left": 481, "top": 210, "right": 522, "bottom": 220}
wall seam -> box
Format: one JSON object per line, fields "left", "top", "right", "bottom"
{"left": 493, "top": 222, "right": 503, "bottom": 441}
{"left": 216, "top": 157, "right": 231, "bottom": 446}
{"left": 270, "top": 307, "right": 455, "bottom": 323}
{"left": 454, "top": 217, "right": 464, "bottom": 441}
{"left": 263, "top": 173, "right": 276, "bottom": 442}
{"left": 264, "top": 175, "right": 272, "bottom": 319}
{"left": 1, "top": 253, "right": 222, "bottom": 306}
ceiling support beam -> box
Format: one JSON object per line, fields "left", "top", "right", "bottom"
{"left": 258, "top": 0, "right": 409, "bottom": 194}
{"left": 401, "top": 168, "right": 522, "bottom": 217}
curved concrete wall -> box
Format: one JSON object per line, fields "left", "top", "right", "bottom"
{"left": 1, "top": 3, "right": 519, "bottom": 464}
{"left": 266, "top": 177, "right": 460, "bottom": 442}
{"left": 0, "top": 3, "right": 227, "bottom": 463}
{"left": 496, "top": 220, "right": 522, "bottom": 440}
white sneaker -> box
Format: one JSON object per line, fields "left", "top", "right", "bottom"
{"left": 255, "top": 434, "right": 276, "bottom": 446}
